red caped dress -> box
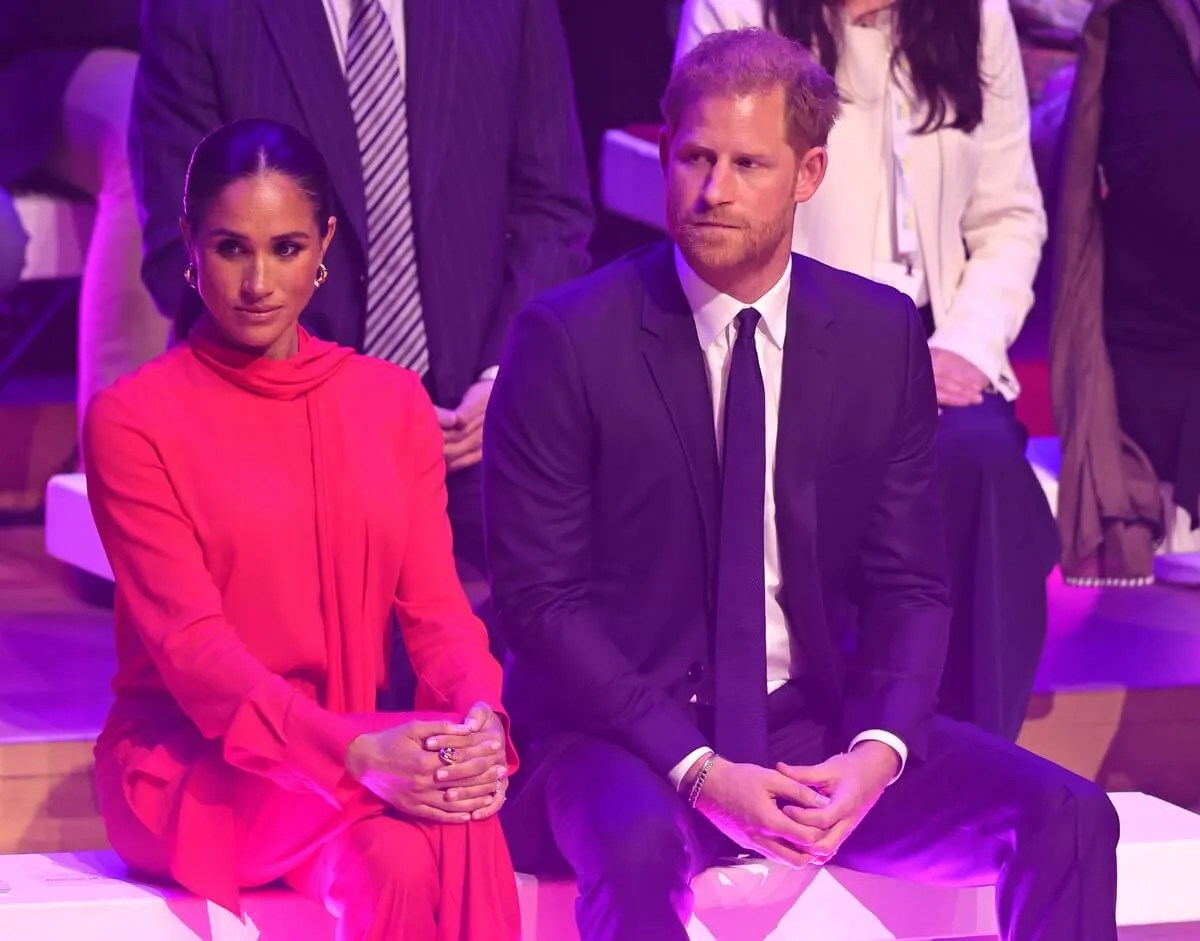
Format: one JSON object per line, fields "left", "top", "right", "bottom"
{"left": 82, "top": 327, "right": 519, "bottom": 940}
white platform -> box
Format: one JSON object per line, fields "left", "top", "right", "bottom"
{"left": 12, "top": 191, "right": 93, "bottom": 283}
{"left": 44, "top": 474, "right": 110, "bottom": 581}
{"left": 1, "top": 793, "right": 1198, "bottom": 939}
{"left": 600, "top": 127, "right": 664, "bottom": 231}
{"left": 1025, "top": 435, "right": 1062, "bottom": 520}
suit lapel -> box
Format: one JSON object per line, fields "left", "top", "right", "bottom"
{"left": 405, "top": 0, "right": 460, "bottom": 234}
{"left": 776, "top": 258, "right": 839, "bottom": 675}
{"left": 777, "top": 258, "right": 837, "bottom": 488}
{"left": 639, "top": 246, "right": 721, "bottom": 574}
{"left": 254, "top": 0, "right": 369, "bottom": 255}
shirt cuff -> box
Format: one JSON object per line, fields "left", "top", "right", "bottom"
{"left": 848, "top": 730, "right": 908, "bottom": 785}
{"left": 478, "top": 366, "right": 499, "bottom": 381}
{"left": 668, "top": 746, "right": 714, "bottom": 792}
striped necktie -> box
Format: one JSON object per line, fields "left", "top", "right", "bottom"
{"left": 346, "top": 0, "right": 429, "bottom": 375}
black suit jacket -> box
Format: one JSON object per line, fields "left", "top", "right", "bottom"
{"left": 131, "top": 0, "right": 593, "bottom": 406}
{"left": 484, "top": 242, "right": 952, "bottom": 778}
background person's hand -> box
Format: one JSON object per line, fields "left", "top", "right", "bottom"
{"left": 438, "top": 380, "right": 493, "bottom": 471}
{"left": 930, "top": 348, "right": 989, "bottom": 408}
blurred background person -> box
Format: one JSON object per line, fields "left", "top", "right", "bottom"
{"left": 1051, "top": 0, "right": 1200, "bottom": 588}
{"left": 0, "top": 4, "right": 168, "bottom": 450}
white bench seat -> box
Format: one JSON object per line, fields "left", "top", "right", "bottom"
{"left": 12, "top": 191, "right": 94, "bottom": 283}
{"left": 1, "top": 793, "right": 1198, "bottom": 940}
{"left": 44, "top": 473, "right": 110, "bottom": 581}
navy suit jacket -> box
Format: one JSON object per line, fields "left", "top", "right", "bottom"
{"left": 484, "top": 242, "right": 952, "bottom": 779}
{"left": 131, "top": 0, "right": 593, "bottom": 406}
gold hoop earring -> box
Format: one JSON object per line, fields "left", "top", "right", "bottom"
{"left": 314, "top": 263, "right": 329, "bottom": 287}
{"left": 183, "top": 263, "right": 197, "bottom": 289}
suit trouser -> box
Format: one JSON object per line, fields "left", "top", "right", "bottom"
{"left": 934, "top": 395, "right": 1060, "bottom": 740}
{"left": 503, "top": 686, "right": 1119, "bottom": 941}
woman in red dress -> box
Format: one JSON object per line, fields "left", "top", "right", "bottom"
{"left": 83, "top": 118, "right": 520, "bottom": 940}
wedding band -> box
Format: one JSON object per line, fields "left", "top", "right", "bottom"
{"left": 437, "top": 746, "right": 460, "bottom": 766}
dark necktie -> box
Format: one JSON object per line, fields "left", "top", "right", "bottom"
{"left": 713, "top": 308, "right": 769, "bottom": 766}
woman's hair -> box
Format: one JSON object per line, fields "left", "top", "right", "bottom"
{"left": 764, "top": 0, "right": 984, "bottom": 134}
{"left": 177, "top": 118, "right": 335, "bottom": 339}
{"left": 663, "top": 27, "right": 841, "bottom": 153}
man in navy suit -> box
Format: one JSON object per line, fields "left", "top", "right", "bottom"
{"left": 484, "top": 28, "right": 1119, "bottom": 941}
{"left": 130, "top": 0, "right": 593, "bottom": 608}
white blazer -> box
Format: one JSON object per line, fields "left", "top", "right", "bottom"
{"left": 676, "top": 0, "right": 1046, "bottom": 399}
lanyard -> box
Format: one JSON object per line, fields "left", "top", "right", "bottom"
{"left": 888, "top": 79, "right": 919, "bottom": 263}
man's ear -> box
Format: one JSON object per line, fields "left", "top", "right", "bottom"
{"left": 793, "top": 145, "right": 828, "bottom": 204}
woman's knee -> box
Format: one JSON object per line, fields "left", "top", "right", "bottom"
{"left": 340, "top": 815, "right": 440, "bottom": 904}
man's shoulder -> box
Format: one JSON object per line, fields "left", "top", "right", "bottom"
{"left": 793, "top": 253, "right": 916, "bottom": 332}
{"left": 527, "top": 241, "right": 670, "bottom": 324}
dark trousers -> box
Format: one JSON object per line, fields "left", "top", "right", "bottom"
{"left": 934, "top": 395, "right": 1060, "bottom": 739}
{"left": 503, "top": 688, "right": 1119, "bottom": 941}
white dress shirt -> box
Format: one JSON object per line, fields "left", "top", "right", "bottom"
{"left": 319, "top": 0, "right": 499, "bottom": 382}
{"left": 667, "top": 249, "right": 907, "bottom": 790}
{"left": 322, "top": 0, "right": 407, "bottom": 75}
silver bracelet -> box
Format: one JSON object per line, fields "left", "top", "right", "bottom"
{"left": 687, "top": 753, "right": 716, "bottom": 808}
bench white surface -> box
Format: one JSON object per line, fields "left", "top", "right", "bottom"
{"left": 12, "top": 191, "right": 94, "bottom": 283}
{"left": 600, "top": 128, "right": 664, "bottom": 231}
{"left": 44, "top": 473, "right": 110, "bottom": 581}
{"left": 1, "top": 793, "right": 1198, "bottom": 940}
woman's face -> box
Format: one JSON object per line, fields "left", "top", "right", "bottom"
{"left": 184, "top": 170, "right": 335, "bottom": 360}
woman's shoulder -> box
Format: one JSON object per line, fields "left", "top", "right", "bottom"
{"left": 82, "top": 345, "right": 197, "bottom": 461}
{"left": 87, "top": 345, "right": 192, "bottom": 423}
{"left": 337, "top": 352, "right": 422, "bottom": 393}
{"left": 335, "top": 353, "right": 432, "bottom": 418}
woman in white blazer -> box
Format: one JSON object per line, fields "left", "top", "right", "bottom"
{"left": 678, "top": 0, "right": 1061, "bottom": 741}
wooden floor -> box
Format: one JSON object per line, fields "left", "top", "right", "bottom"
{"left": 2, "top": 522, "right": 1199, "bottom": 855}
{"left": 0, "top": 525, "right": 110, "bottom": 853}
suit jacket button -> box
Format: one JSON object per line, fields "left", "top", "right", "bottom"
{"left": 687, "top": 662, "right": 704, "bottom": 682}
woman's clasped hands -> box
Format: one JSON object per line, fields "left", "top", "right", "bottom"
{"left": 346, "top": 701, "right": 509, "bottom": 824}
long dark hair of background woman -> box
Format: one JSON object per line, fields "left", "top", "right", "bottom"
{"left": 766, "top": 0, "right": 984, "bottom": 133}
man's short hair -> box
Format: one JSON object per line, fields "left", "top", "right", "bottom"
{"left": 662, "top": 28, "right": 841, "bottom": 152}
